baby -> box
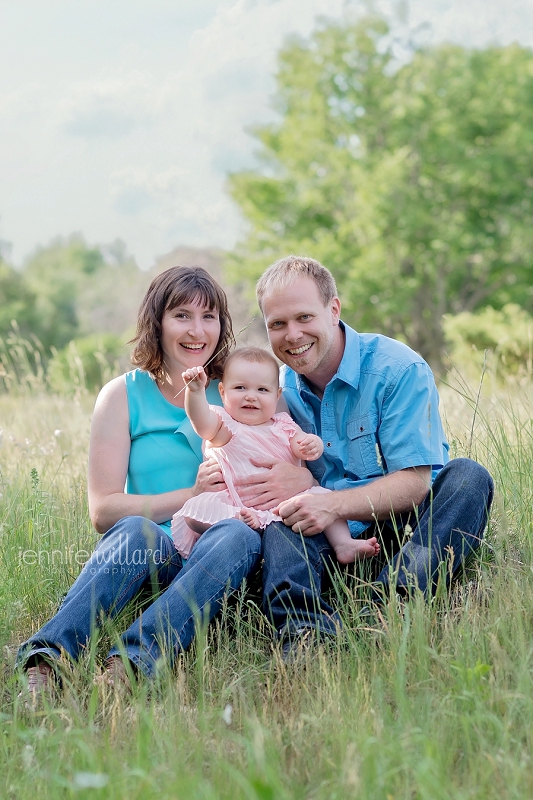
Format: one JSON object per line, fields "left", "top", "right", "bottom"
{"left": 171, "top": 346, "right": 380, "bottom": 564}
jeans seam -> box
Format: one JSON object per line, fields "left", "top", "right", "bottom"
{"left": 179, "top": 549, "right": 257, "bottom": 638}
{"left": 138, "top": 547, "right": 259, "bottom": 670}
{"left": 114, "top": 568, "right": 151, "bottom": 609}
{"left": 113, "top": 547, "right": 178, "bottom": 608}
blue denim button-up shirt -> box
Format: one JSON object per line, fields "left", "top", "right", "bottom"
{"left": 280, "top": 322, "right": 449, "bottom": 536}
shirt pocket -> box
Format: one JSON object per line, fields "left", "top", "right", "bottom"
{"left": 346, "top": 413, "right": 384, "bottom": 478}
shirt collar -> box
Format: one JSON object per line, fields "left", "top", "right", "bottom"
{"left": 335, "top": 321, "right": 361, "bottom": 390}
{"left": 291, "top": 321, "right": 361, "bottom": 396}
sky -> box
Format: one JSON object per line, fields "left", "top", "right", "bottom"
{"left": 1, "top": 0, "right": 533, "bottom": 269}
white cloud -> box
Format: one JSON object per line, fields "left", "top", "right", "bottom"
{"left": 409, "top": 0, "right": 533, "bottom": 48}
{"left": 0, "top": 0, "right": 532, "bottom": 269}
{"left": 62, "top": 70, "right": 161, "bottom": 138}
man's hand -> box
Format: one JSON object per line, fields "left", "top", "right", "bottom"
{"left": 275, "top": 466, "right": 432, "bottom": 535}
{"left": 276, "top": 492, "right": 337, "bottom": 535}
{"left": 235, "top": 458, "right": 315, "bottom": 511}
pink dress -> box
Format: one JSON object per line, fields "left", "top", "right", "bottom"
{"left": 171, "top": 407, "right": 329, "bottom": 557}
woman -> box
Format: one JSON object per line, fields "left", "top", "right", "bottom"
{"left": 17, "top": 266, "right": 272, "bottom": 692}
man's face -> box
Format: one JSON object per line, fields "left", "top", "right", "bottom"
{"left": 261, "top": 276, "right": 342, "bottom": 380}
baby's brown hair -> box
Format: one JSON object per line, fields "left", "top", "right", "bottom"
{"left": 222, "top": 346, "right": 280, "bottom": 385}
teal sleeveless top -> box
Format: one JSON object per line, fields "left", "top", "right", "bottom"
{"left": 125, "top": 369, "right": 223, "bottom": 536}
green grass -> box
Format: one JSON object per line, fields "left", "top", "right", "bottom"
{"left": 1, "top": 371, "right": 533, "bottom": 799}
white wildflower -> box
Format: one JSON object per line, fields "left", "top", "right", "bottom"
{"left": 72, "top": 773, "right": 109, "bottom": 789}
{"left": 22, "top": 745, "right": 35, "bottom": 770}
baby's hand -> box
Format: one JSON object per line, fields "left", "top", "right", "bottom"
{"left": 182, "top": 366, "right": 207, "bottom": 391}
{"left": 296, "top": 433, "right": 323, "bottom": 461}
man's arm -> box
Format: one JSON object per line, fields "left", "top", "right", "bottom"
{"left": 276, "top": 465, "right": 431, "bottom": 535}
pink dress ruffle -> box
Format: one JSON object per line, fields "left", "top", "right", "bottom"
{"left": 171, "top": 408, "right": 330, "bottom": 557}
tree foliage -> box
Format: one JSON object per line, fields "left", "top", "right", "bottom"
{"left": 0, "top": 236, "right": 150, "bottom": 389}
{"left": 0, "top": 260, "right": 39, "bottom": 339}
{"left": 228, "top": 16, "right": 533, "bottom": 372}
{"left": 22, "top": 236, "right": 108, "bottom": 350}
{"left": 0, "top": 237, "right": 234, "bottom": 391}
{"left": 22, "top": 235, "right": 144, "bottom": 350}
{"left": 443, "top": 304, "right": 533, "bottom": 378}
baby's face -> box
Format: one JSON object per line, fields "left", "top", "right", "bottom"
{"left": 219, "top": 359, "right": 281, "bottom": 426}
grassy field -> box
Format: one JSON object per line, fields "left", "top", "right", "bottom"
{"left": 1, "top": 366, "right": 533, "bottom": 799}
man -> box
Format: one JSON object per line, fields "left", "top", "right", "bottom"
{"left": 239, "top": 255, "right": 493, "bottom": 657}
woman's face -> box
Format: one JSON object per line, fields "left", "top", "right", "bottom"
{"left": 160, "top": 296, "right": 221, "bottom": 372}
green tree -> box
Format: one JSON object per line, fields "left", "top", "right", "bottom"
{"left": 229, "top": 16, "right": 533, "bottom": 372}
{"left": 0, "top": 260, "right": 39, "bottom": 338}
{"left": 22, "top": 235, "right": 145, "bottom": 351}
{"left": 23, "top": 235, "right": 108, "bottom": 350}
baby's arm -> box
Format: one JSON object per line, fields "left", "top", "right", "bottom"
{"left": 290, "top": 428, "right": 324, "bottom": 461}
{"left": 183, "top": 367, "right": 231, "bottom": 446}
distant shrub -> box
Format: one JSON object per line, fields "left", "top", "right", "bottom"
{"left": 0, "top": 323, "right": 46, "bottom": 393}
{"left": 443, "top": 304, "right": 533, "bottom": 377}
{"left": 47, "top": 334, "right": 129, "bottom": 393}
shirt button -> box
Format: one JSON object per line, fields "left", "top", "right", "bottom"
{"left": 326, "top": 442, "right": 331, "bottom": 447}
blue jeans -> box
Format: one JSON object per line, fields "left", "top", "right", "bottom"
{"left": 262, "top": 458, "right": 494, "bottom": 637}
{"left": 17, "top": 516, "right": 261, "bottom": 678}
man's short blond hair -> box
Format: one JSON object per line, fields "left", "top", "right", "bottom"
{"left": 256, "top": 255, "right": 338, "bottom": 311}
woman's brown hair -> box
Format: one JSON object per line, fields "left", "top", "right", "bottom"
{"left": 130, "top": 266, "right": 235, "bottom": 380}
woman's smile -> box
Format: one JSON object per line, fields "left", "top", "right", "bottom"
{"left": 160, "top": 299, "right": 221, "bottom": 370}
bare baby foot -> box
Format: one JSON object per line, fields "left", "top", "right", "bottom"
{"left": 334, "top": 536, "right": 380, "bottom": 565}
{"left": 237, "top": 507, "right": 261, "bottom": 530}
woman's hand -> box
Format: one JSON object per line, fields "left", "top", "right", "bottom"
{"left": 192, "top": 457, "right": 226, "bottom": 495}
{"left": 235, "top": 459, "right": 316, "bottom": 511}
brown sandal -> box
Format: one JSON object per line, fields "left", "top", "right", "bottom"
{"left": 95, "top": 656, "right": 132, "bottom": 692}
{"left": 26, "top": 662, "right": 54, "bottom": 690}
{"left": 19, "top": 661, "right": 55, "bottom": 706}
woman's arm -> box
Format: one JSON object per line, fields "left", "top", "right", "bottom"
{"left": 88, "top": 376, "right": 222, "bottom": 533}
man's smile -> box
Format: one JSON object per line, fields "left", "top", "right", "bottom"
{"left": 287, "top": 343, "right": 313, "bottom": 356}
